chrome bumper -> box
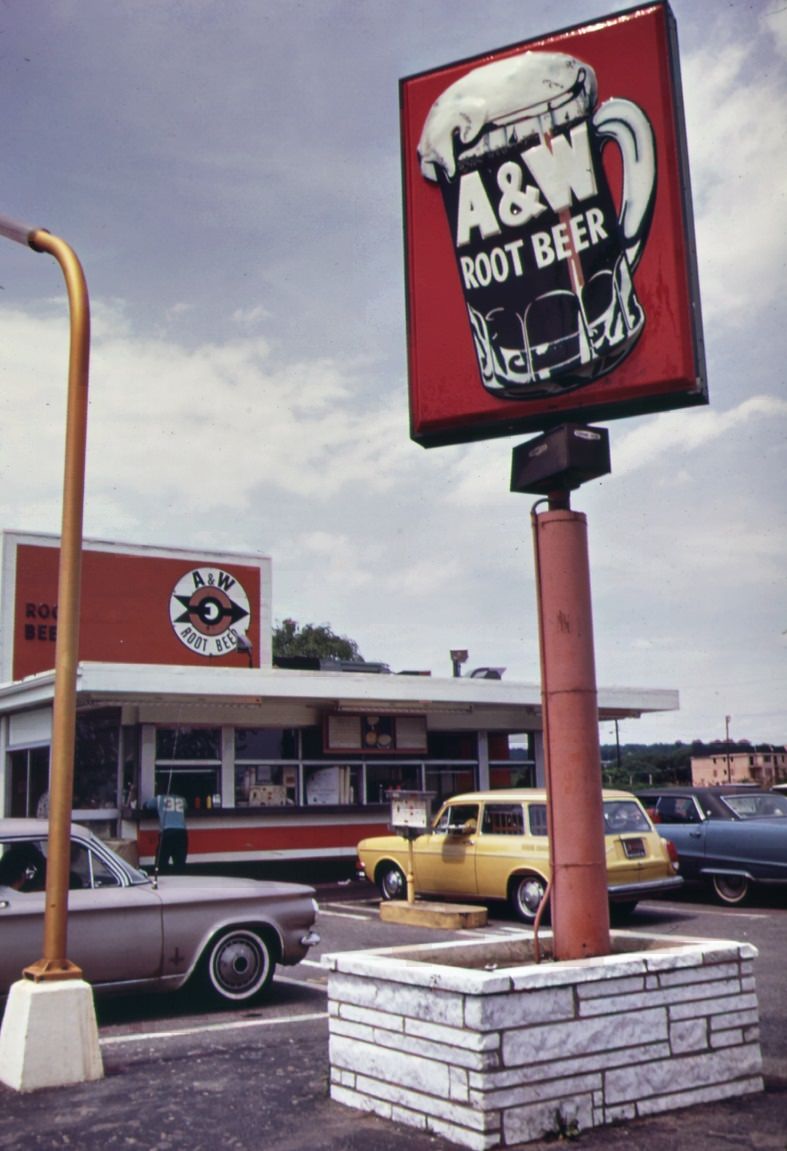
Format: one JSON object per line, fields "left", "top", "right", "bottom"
{"left": 609, "top": 876, "right": 684, "bottom": 900}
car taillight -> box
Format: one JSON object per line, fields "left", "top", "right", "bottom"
{"left": 665, "top": 838, "right": 679, "bottom": 869}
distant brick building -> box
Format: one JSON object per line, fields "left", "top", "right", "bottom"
{"left": 691, "top": 746, "right": 787, "bottom": 788}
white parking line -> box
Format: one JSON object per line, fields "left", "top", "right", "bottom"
{"left": 318, "top": 907, "right": 376, "bottom": 921}
{"left": 275, "top": 969, "right": 326, "bottom": 986}
{"left": 641, "top": 900, "right": 771, "bottom": 920}
{"left": 100, "top": 1010, "right": 327, "bottom": 1046}
{"left": 697, "top": 911, "right": 770, "bottom": 920}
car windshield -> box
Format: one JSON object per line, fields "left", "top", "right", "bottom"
{"left": 721, "top": 793, "right": 787, "bottom": 819}
{"left": 433, "top": 804, "right": 479, "bottom": 835}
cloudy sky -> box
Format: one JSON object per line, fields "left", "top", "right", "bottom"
{"left": 0, "top": 0, "right": 784, "bottom": 746}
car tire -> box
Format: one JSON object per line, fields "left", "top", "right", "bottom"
{"left": 610, "top": 900, "right": 638, "bottom": 923}
{"left": 200, "top": 927, "right": 275, "bottom": 1004}
{"left": 510, "top": 873, "right": 549, "bottom": 923}
{"left": 377, "top": 862, "right": 407, "bottom": 901}
{"left": 711, "top": 874, "right": 751, "bottom": 906}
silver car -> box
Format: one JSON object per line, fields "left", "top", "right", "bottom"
{"left": 0, "top": 819, "right": 319, "bottom": 1004}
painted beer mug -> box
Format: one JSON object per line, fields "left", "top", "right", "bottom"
{"left": 418, "top": 51, "right": 656, "bottom": 399}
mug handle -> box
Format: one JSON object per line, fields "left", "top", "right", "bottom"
{"left": 593, "top": 98, "right": 656, "bottom": 270}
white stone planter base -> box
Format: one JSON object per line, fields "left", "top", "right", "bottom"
{"left": 323, "top": 931, "right": 763, "bottom": 1149}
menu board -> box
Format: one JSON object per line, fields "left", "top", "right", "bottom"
{"left": 324, "top": 713, "right": 427, "bottom": 754}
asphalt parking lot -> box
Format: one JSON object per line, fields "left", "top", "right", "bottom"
{"left": 1, "top": 883, "right": 786, "bottom": 1151}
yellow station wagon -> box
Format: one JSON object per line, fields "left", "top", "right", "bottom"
{"left": 357, "top": 788, "right": 682, "bottom": 922}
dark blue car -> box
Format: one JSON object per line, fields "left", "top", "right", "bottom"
{"left": 637, "top": 786, "right": 787, "bottom": 906}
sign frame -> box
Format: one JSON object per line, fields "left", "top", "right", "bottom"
{"left": 401, "top": 1, "right": 707, "bottom": 447}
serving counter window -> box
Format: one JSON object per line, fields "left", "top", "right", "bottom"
{"left": 235, "top": 728, "right": 298, "bottom": 806}
{"left": 364, "top": 762, "right": 422, "bottom": 804}
{"left": 155, "top": 726, "right": 221, "bottom": 810}
{"left": 10, "top": 710, "right": 123, "bottom": 822}
{"left": 425, "top": 764, "right": 478, "bottom": 807}
{"left": 304, "top": 764, "right": 360, "bottom": 805}
{"left": 8, "top": 746, "right": 50, "bottom": 818}
{"left": 74, "top": 710, "right": 120, "bottom": 811}
{"left": 136, "top": 723, "right": 524, "bottom": 815}
{"left": 236, "top": 764, "right": 298, "bottom": 806}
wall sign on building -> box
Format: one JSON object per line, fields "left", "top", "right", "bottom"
{"left": 1, "top": 532, "right": 270, "bottom": 679}
{"left": 401, "top": 1, "right": 706, "bottom": 446}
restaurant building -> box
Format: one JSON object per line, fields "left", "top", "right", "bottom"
{"left": 0, "top": 531, "right": 678, "bottom": 867}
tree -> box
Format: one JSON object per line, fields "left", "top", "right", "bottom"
{"left": 599, "top": 742, "right": 692, "bottom": 788}
{"left": 272, "top": 618, "right": 364, "bottom": 662}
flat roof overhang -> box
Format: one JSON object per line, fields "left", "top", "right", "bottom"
{"left": 0, "top": 661, "right": 679, "bottom": 733}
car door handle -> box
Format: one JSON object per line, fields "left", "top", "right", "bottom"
{"left": 0, "top": 900, "right": 9, "bottom": 909}
{"left": 689, "top": 830, "right": 702, "bottom": 838}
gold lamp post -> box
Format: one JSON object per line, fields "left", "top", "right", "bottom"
{"left": 0, "top": 213, "right": 89, "bottom": 982}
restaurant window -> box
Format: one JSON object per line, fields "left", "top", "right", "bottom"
{"left": 300, "top": 726, "right": 325, "bottom": 758}
{"left": 8, "top": 746, "right": 50, "bottom": 817}
{"left": 427, "top": 732, "right": 477, "bottom": 758}
{"left": 424, "top": 765, "right": 477, "bottom": 808}
{"left": 489, "top": 760, "right": 535, "bottom": 788}
{"left": 155, "top": 727, "right": 221, "bottom": 811}
{"left": 304, "top": 763, "right": 362, "bottom": 806}
{"left": 364, "top": 762, "right": 422, "bottom": 805}
{"left": 74, "top": 710, "right": 120, "bottom": 810}
{"left": 156, "top": 728, "right": 220, "bottom": 760}
{"left": 235, "top": 728, "right": 299, "bottom": 806}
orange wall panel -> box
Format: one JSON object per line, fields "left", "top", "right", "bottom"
{"left": 13, "top": 543, "right": 263, "bottom": 679}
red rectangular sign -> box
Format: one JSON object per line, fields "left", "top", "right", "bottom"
{"left": 13, "top": 542, "right": 263, "bottom": 679}
{"left": 401, "top": 2, "right": 707, "bottom": 446}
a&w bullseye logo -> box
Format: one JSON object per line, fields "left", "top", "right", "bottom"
{"left": 169, "top": 567, "right": 250, "bottom": 658}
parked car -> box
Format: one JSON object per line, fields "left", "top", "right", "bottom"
{"left": 0, "top": 819, "right": 319, "bottom": 1004}
{"left": 356, "top": 789, "right": 681, "bottom": 923}
{"left": 637, "top": 786, "right": 787, "bottom": 906}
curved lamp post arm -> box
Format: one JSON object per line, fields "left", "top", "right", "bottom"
{"left": 0, "top": 212, "right": 90, "bottom": 982}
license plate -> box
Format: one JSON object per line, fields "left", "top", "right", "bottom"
{"left": 623, "top": 838, "right": 646, "bottom": 859}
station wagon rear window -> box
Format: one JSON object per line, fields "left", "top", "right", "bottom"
{"left": 528, "top": 804, "right": 548, "bottom": 836}
{"left": 603, "top": 800, "right": 651, "bottom": 834}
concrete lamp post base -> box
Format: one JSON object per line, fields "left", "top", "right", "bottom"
{"left": 380, "top": 900, "right": 488, "bottom": 930}
{"left": 0, "top": 979, "right": 103, "bottom": 1092}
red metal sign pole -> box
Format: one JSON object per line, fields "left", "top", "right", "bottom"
{"left": 532, "top": 496, "right": 611, "bottom": 961}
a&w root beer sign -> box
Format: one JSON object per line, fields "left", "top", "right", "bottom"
{"left": 401, "top": 2, "right": 707, "bottom": 446}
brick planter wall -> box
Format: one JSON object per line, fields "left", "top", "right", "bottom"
{"left": 323, "top": 931, "right": 762, "bottom": 1149}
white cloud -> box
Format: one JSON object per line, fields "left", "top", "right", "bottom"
{"left": 0, "top": 303, "right": 421, "bottom": 545}
{"left": 762, "top": 3, "right": 787, "bottom": 58}
{"left": 230, "top": 304, "right": 271, "bottom": 329}
{"left": 612, "top": 396, "right": 787, "bottom": 477}
{"left": 682, "top": 27, "right": 787, "bottom": 326}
